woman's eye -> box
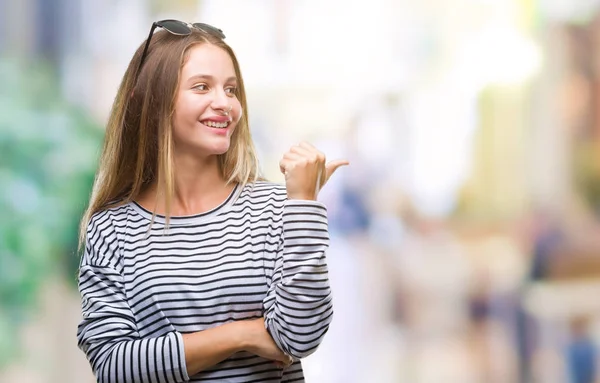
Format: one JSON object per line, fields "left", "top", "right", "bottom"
{"left": 225, "top": 87, "right": 237, "bottom": 95}
{"left": 194, "top": 84, "right": 208, "bottom": 91}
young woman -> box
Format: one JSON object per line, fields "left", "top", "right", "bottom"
{"left": 76, "top": 20, "right": 348, "bottom": 382}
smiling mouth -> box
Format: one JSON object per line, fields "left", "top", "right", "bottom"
{"left": 201, "top": 120, "right": 230, "bottom": 129}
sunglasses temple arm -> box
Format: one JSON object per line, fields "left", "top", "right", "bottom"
{"left": 134, "top": 23, "right": 158, "bottom": 84}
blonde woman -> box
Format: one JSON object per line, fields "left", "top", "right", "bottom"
{"left": 76, "top": 20, "right": 348, "bottom": 382}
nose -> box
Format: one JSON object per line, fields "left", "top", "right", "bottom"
{"left": 211, "top": 88, "right": 230, "bottom": 112}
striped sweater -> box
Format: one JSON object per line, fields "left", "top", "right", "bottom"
{"left": 76, "top": 182, "right": 333, "bottom": 382}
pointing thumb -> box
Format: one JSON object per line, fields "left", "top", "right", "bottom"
{"left": 324, "top": 159, "right": 350, "bottom": 185}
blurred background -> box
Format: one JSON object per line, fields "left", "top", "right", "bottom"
{"left": 4, "top": 0, "right": 600, "bottom": 382}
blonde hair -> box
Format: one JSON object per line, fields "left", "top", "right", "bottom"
{"left": 78, "top": 29, "right": 260, "bottom": 250}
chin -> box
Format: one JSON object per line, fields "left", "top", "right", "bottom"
{"left": 209, "top": 144, "right": 231, "bottom": 156}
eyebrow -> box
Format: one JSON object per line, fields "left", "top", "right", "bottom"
{"left": 187, "top": 74, "right": 237, "bottom": 84}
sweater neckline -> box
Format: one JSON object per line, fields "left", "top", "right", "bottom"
{"left": 129, "top": 183, "right": 241, "bottom": 225}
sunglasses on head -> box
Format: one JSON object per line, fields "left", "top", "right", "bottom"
{"left": 134, "top": 19, "right": 226, "bottom": 84}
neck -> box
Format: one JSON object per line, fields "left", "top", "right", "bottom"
{"left": 139, "top": 154, "right": 236, "bottom": 216}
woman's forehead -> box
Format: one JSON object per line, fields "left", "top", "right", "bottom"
{"left": 181, "top": 44, "right": 236, "bottom": 79}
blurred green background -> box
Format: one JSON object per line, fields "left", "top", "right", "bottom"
{"left": 0, "top": 57, "right": 101, "bottom": 368}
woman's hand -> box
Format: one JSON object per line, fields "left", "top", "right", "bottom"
{"left": 279, "top": 142, "right": 349, "bottom": 201}
{"left": 242, "top": 318, "right": 293, "bottom": 366}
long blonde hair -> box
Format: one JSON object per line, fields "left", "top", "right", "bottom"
{"left": 78, "top": 28, "right": 260, "bottom": 250}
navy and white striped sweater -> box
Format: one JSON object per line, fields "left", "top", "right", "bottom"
{"left": 76, "top": 182, "right": 333, "bottom": 382}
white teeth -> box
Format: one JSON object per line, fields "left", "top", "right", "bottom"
{"left": 203, "top": 121, "right": 229, "bottom": 128}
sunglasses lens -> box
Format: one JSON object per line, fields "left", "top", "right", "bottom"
{"left": 193, "top": 23, "right": 226, "bottom": 39}
{"left": 158, "top": 20, "right": 191, "bottom": 35}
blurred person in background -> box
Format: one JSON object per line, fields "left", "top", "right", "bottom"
{"left": 567, "top": 316, "right": 597, "bottom": 383}
{"left": 389, "top": 196, "right": 474, "bottom": 382}
{"left": 75, "top": 19, "right": 347, "bottom": 382}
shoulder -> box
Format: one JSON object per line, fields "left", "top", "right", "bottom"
{"left": 84, "top": 204, "right": 131, "bottom": 268}
{"left": 86, "top": 203, "right": 132, "bottom": 237}
{"left": 235, "top": 181, "right": 287, "bottom": 214}
{"left": 239, "top": 181, "right": 287, "bottom": 203}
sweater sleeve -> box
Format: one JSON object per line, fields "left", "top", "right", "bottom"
{"left": 76, "top": 214, "right": 190, "bottom": 383}
{"left": 262, "top": 200, "right": 334, "bottom": 360}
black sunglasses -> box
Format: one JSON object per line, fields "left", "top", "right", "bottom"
{"left": 134, "top": 20, "right": 226, "bottom": 83}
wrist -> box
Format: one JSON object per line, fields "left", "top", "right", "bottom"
{"left": 230, "top": 321, "right": 252, "bottom": 353}
{"left": 287, "top": 193, "right": 317, "bottom": 201}
{"left": 235, "top": 319, "right": 262, "bottom": 352}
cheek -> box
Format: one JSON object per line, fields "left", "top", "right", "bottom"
{"left": 233, "top": 101, "right": 243, "bottom": 124}
{"left": 176, "top": 94, "right": 210, "bottom": 119}
{"left": 173, "top": 100, "right": 191, "bottom": 124}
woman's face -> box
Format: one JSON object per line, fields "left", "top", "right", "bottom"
{"left": 172, "top": 43, "right": 242, "bottom": 159}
